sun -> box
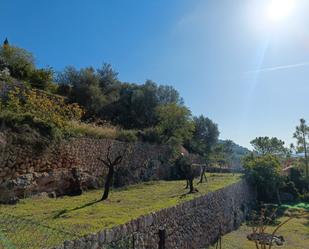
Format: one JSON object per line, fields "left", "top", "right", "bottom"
{"left": 267, "top": 0, "right": 296, "bottom": 21}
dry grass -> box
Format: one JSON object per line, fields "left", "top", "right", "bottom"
{"left": 67, "top": 121, "right": 119, "bottom": 139}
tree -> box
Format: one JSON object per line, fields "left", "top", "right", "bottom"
{"left": 186, "top": 115, "right": 219, "bottom": 156}
{"left": 3, "top": 38, "right": 9, "bottom": 46}
{"left": 155, "top": 103, "right": 195, "bottom": 146}
{"left": 29, "top": 67, "right": 54, "bottom": 90}
{"left": 129, "top": 81, "right": 159, "bottom": 128}
{"left": 97, "top": 145, "right": 126, "bottom": 201}
{"left": 57, "top": 66, "right": 107, "bottom": 116}
{"left": 156, "top": 84, "right": 183, "bottom": 105}
{"left": 250, "top": 136, "right": 287, "bottom": 156}
{"left": 243, "top": 154, "right": 283, "bottom": 203}
{"left": 0, "top": 42, "right": 35, "bottom": 80}
{"left": 97, "top": 63, "right": 119, "bottom": 90}
{"left": 210, "top": 140, "right": 234, "bottom": 171}
{"left": 185, "top": 116, "right": 219, "bottom": 182}
{"left": 293, "top": 118, "right": 309, "bottom": 190}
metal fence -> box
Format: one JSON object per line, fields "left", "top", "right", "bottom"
{"left": 0, "top": 212, "right": 80, "bottom": 249}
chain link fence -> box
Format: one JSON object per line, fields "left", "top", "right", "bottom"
{"left": 0, "top": 212, "right": 80, "bottom": 249}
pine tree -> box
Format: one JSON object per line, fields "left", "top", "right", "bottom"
{"left": 3, "top": 38, "right": 9, "bottom": 46}
{"left": 293, "top": 118, "right": 309, "bottom": 191}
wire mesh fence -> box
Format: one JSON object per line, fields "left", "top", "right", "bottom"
{"left": 0, "top": 212, "right": 80, "bottom": 249}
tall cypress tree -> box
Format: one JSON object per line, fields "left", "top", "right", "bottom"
{"left": 3, "top": 38, "right": 9, "bottom": 46}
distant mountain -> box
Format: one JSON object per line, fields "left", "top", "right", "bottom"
{"left": 219, "top": 140, "right": 251, "bottom": 170}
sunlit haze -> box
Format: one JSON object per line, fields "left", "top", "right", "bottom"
{"left": 267, "top": 0, "right": 296, "bottom": 21}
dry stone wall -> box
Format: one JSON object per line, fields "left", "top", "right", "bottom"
{"left": 53, "top": 180, "right": 256, "bottom": 249}
{"left": 0, "top": 136, "right": 172, "bottom": 203}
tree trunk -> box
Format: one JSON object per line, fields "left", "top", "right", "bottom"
{"left": 276, "top": 188, "right": 281, "bottom": 205}
{"left": 101, "top": 165, "right": 114, "bottom": 201}
{"left": 303, "top": 135, "right": 309, "bottom": 191}
{"left": 199, "top": 166, "right": 207, "bottom": 183}
{"left": 189, "top": 178, "right": 194, "bottom": 193}
{"left": 185, "top": 180, "right": 189, "bottom": 189}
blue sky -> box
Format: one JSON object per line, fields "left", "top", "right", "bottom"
{"left": 1, "top": 0, "right": 309, "bottom": 148}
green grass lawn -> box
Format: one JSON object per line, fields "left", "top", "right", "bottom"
{"left": 208, "top": 208, "right": 309, "bottom": 249}
{"left": 0, "top": 173, "right": 241, "bottom": 249}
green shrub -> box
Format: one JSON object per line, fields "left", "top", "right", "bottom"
{"left": 28, "top": 68, "right": 54, "bottom": 90}
{"left": 300, "top": 192, "right": 309, "bottom": 202}
{"left": 289, "top": 167, "right": 307, "bottom": 194}
{"left": 140, "top": 127, "right": 161, "bottom": 143}
{"left": 0, "top": 44, "right": 35, "bottom": 80}
{"left": 0, "top": 111, "right": 60, "bottom": 138}
{"left": 3, "top": 87, "right": 84, "bottom": 130}
{"left": 281, "top": 180, "right": 301, "bottom": 200}
{"left": 243, "top": 154, "right": 283, "bottom": 203}
{"left": 0, "top": 111, "right": 61, "bottom": 152}
{"left": 117, "top": 130, "right": 138, "bottom": 142}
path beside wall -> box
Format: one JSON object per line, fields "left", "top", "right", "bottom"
{"left": 53, "top": 180, "right": 255, "bottom": 249}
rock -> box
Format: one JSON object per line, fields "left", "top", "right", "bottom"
{"left": 48, "top": 191, "right": 57, "bottom": 198}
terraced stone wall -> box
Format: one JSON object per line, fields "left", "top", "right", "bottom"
{"left": 53, "top": 180, "right": 256, "bottom": 249}
{"left": 0, "top": 136, "right": 172, "bottom": 203}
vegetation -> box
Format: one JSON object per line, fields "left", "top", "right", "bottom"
{"left": 155, "top": 103, "right": 194, "bottom": 146}
{"left": 243, "top": 120, "right": 309, "bottom": 204}
{"left": 97, "top": 144, "right": 127, "bottom": 201}
{"left": 208, "top": 204, "right": 309, "bottom": 249}
{"left": 292, "top": 118, "right": 309, "bottom": 190}
{"left": 186, "top": 115, "right": 219, "bottom": 157}
{"left": 250, "top": 137, "right": 287, "bottom": 156}
{"left": 243, "top": 154, "right": 282, "bottom": 203}
{"left": 0, "top": 40, "right": 225, "bottom": 155}
{"left": 0, "top": 174, "right": 241, "bottom": 237}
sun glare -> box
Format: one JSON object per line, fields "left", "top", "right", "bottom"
{"left": 267, "top": 0, "right": 296, "bottom": 21}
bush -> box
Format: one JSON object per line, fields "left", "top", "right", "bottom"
{"left": 155, "top": 103, "right": 194, "bottom": 145}
{"left": 281, "top": 179, "right": 301, "bottom": 200}
{"left": 300, "top": 192, "right": 309, "bottom": 202}
{"left": 0, "top": 111, "right": 61, "bottom": 152}
{"left": 289, "top": 167, "right": 307, "bottom": 194}
{"left": 0, "top": 44, "right": 35, "bottom": 80}
{"left": 3, "top": 87, "right": 84, "bottom": 129}
{"left": 28, "top": 68, "right": 54, "bottom": 90}
{"left": 139, "top": 127, "right": 161, "bottom": 143}
{"left": 243, "top": 154, "right": 283, "bottom": 203}
{"left": 117, "top": 130, "right": 138, "bottom": 142}
{"left": 0, "top": 111, "right": 60, "bottom": 138}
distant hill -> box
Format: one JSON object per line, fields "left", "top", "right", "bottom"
{"left": 219, "top": 140, "right": 251, "bottom": 170}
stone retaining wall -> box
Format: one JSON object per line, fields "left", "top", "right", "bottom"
{"left": 0, "top": 136, "right": 172, "bottom": 203}
{"left": 53, "top": 180, "right": 255, "bottom": 249}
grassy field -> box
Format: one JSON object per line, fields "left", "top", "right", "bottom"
{"left": 0, "top": 173, "right": 241, "bottom": 247}
{"left": 208, "top": 207, "right": 309, "bottom": 249}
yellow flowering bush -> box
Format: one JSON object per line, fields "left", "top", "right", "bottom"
{"left": 3, "top": 87, "right": 84, "bottom": 130}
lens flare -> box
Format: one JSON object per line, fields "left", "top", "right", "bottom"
{"left": 267, "top": 0, "right": 296, "bottom": 21}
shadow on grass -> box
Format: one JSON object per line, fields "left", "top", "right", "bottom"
{"left": 53, "top": 199, "right": 101, "bottom": 219}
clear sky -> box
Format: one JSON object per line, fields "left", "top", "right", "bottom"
{"left": 1, "top": 0, "right": 309, "bottom": 148}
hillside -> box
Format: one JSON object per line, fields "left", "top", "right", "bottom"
{"left": 219, "top": 140, "right": 251, "bottom": 170}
